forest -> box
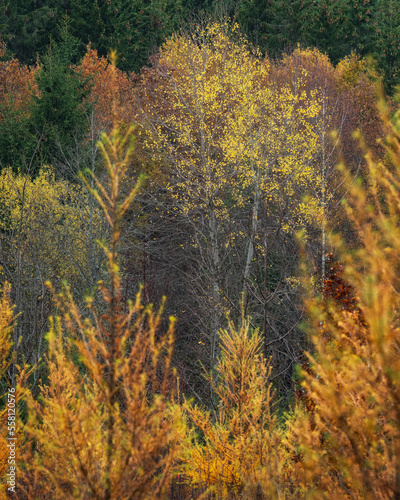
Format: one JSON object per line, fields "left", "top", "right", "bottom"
{"left": 0, "top": 1, "right": 400, "bottom": 499}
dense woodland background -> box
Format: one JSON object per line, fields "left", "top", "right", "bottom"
{"left": 0, "top": 1, "right": 400, "bottom": 499}
{"left": 1, "top": 0, "right": 400, "bottom": 88}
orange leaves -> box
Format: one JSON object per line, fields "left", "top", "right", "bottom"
{"left": 0, "top": 53, "right": 38, "bottom": 121}
{"left": 76, "top": 46, "right": 135, "bottom": 134}
{"left": 322, "top": 255, "right": 367, "bottom": 338}
{"left": 276, "top": 46, "right": 335, "bottom": 97}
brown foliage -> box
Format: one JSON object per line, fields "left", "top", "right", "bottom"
{"left": 275, "top": 47, "right": 383, "bottom": 180}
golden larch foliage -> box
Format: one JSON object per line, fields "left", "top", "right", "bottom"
{"left": 0, "top": 282, "right": 14, "bottom": 482}
{"left": 288, "top": 92, "right": 400, "bottom": 499}
{"left": 20, "top": 116, "right": 186, "bottom": 498}
{"left": 0, "top": 283, "right": 30, "bottom": 499}
{"left": 183, "top": 318, "right": 292, "bottom": 499}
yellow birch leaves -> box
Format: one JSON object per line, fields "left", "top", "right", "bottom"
{"left": 140, "top": 23, "right": 323, "bottom": 233}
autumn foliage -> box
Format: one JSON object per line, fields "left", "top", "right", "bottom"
{"left": 183, "top": 319, "right": 288, "bottom": 499}
{"left": 0, "top": 283, "right": 14, "bottom": 483}
{"left": 0, "top": 284, "right": 30, "bottom": 499}
{"left": 76, "top": 46, "right": 135, "bottom": 134}
{"left": 1, "top": 18, "right": 400, "bottom": 500}
{"left": 0, "top": 52, "right": 38, "bottom": 120}
{"left": 288, "top": 95, "right": 400, "bottom": 499}
{"left": 18, "top": 122, "right": 185, "bottom": 499}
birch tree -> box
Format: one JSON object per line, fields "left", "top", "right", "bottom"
{"left": 137, "top": 23, "right": 257, "bottom": 370}
{"left": 137, "top": 23, "right": 325, "bottom": 384}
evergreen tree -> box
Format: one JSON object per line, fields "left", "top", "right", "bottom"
{"left": 1, "top": 0, "right": 183, "bottom": 73}
{"left": 1, "top": 0, "right": 69, "bottom": 64}
{"left": 373, "top": 0, "right": 400, "bottom": 92}
{"left": 29, "top": 30, "right": 91, "bottom": 177}
{"left": 0, "top": 105, "right": 37, "bottom": 174}
{"left": 238, "top": 0, "right": 307, "bottom": 57}
{"left": 68, "top": 0, "right": 183, "bottom": 73}
{"left": 303, "top": 0, "right": 374, "bottom": 64}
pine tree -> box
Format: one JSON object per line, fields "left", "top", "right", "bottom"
{"left": 29, "top": 29, "right": 91, "bottom": 177}
{"left": 238, "top": 0, "right": 307, "bottom": 57}
{"left": 303, "top": 0, "right": 374, "bottom": 64}
{"left": 373, "top": 0, "right": 400, "bottom": 92}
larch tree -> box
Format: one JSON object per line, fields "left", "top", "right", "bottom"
{"left": 289, "top": 91, "right": 400, "bottom": 499}
{"left": 0, "top": 281, "right": 30, "bottom": 499}
{"left": 20, "top": 99, "right": 185, "bottom": 499}
{"left": 182, "top": 318, "right": 290, "bottom": 499}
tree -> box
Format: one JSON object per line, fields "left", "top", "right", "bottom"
{"left": 76, "top": 45, "right": 135, "bottom": 136}
{"left": 183, "top": 318, "right": 289, "bottom": 499}
{"left": 217, "top": 46, "right": 325, "bottom": 395}
{"left": 29, "top": 35, "right": 91, "bottom": 178}
{"left": 373, "top": 0, "right": 400, "bottom": 92}
{"left": 274, "top": 48, "right": 383, "bottom": 286}
{"left": 290, "top": 92, "right": 400, "bottom": 499}
{"left": 0, "top": 167, "right": 106, "bottom": 385}
{"left": 137, "top": 22, "right": 259, "bottom": 373}
{"left": 137, "top": 23, "right": 323, "bottom": 394}
{"left": 303, "top": 0, "right": 374, "bottom": 64}
{"left": 0, "top": 44, "right": 38, "bottom": 173}
{"left": 20, "top": 115, "right": 185, "bottom": 499}
{"left": 238, "top": 0, "right": 307, "bottom": 58}
{"left": 68, "top": 0, "right": 183, "bottom": 73}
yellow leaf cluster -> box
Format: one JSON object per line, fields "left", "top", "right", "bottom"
{"left": 140, "top": 22, "right": 325, "bottom": 242}
{"left": 0, "top": 167, "right": 104, "bottom": 287}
